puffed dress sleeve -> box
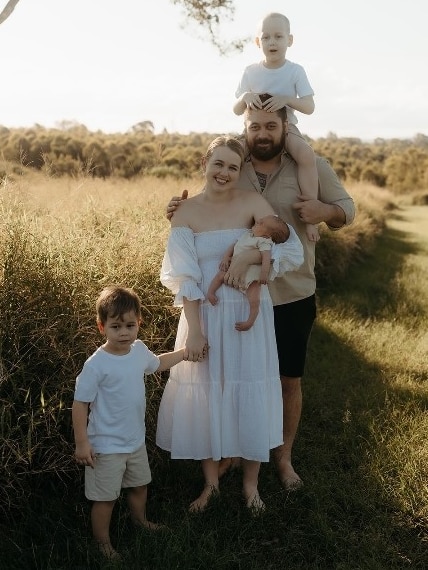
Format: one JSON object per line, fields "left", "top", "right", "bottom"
{"left": 160, "top": 227, "right": 205, "bottom": 307}
{"left": 270, "top": 224, "right": 304, "bottom": 279}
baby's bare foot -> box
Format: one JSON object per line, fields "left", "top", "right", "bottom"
{"left": 306, "top": 223, "right": 320, "bottom": 242}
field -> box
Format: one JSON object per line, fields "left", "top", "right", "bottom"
{"left": 0, "top": 172, "right": 427, "bottom": 569}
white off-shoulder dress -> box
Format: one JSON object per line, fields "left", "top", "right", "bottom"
{"left": 156, "top": 226, "right": 303, "bottom": 462}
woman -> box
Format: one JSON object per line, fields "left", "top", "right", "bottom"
{"left": 156, "top": 136, "right": 303, "bottom": 513}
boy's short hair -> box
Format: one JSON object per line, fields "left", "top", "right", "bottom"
{"left": 96, "top": 285, "right": 142, "bottom": 324}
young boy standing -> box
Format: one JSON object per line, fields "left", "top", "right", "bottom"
{"left": 72, "top": 285, "right": 192, "bottom": 560}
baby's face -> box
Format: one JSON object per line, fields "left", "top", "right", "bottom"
{"left": 252, "top": 217, "right": 273, "bottom": 238}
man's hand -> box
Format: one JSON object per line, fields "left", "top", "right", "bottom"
{"left": 166, "top": 189, "right": 188, "bottom": 221}
{"left": 293, "top": 195, "right": 346, "bottom": 228}
{"left": 293, "top": 195, "right": 328, "bottom": 225}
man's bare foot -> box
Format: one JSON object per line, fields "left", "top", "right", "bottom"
{"left": 218, "top": 457, "right": 241, "bottom": 478}
{"left": 189, "top": 484, "right": 219, "bottom": 513}
{"left": 243, "top": 489, "right": 266, "bottom": 516}
{"left": 275, "top": 454, "right": 303, "bottom": 491}
{"left": 95, "top": 541, "right": 121, "bottom": 561}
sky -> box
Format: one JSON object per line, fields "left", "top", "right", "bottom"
{"left": 0, "top": 0, "right": 427, "bottom": 141}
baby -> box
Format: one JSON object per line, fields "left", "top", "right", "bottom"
{"left": 207, "top": 214, "right": 289, "bottom": 331}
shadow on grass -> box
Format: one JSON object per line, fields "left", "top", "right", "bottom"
{"left": 2, "top": 224, "right": 427, "bottom": 569}
{"left": 317, "top": 224, "right": 425, "bottom": 323}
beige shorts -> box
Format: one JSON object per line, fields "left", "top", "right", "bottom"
{"left": 85, "top": 443, "right": 151, "bottom": 501}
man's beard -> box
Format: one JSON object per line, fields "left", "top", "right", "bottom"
{"left": 246, "top": 130, "right": 286, "bottom": 161}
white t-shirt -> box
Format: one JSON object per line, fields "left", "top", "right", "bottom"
{"left": 235, "top": 60, "right": 314, "bottom": 125}
{"left": 74, "top": 339, "right": 160, "bottom": 453}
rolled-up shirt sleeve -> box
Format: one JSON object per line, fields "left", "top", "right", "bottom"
{"left": 316, "top": 157, "right": 356, "bottom": 229}
{"left": 160, "top": 227, "right": 205, "bottom": 307}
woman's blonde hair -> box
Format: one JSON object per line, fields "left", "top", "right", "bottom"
{"left": 203, "top": 135, "right": 245, "bottom": 166}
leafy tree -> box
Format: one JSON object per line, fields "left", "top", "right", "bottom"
{"left": 0, "top": 1, "right": 247, "bottom": 53}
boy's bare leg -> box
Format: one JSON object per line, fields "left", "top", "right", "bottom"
{"left": 235, "top": 282, "right": 261, "bottom": 331}
{"left": 241, "top": 459, "right": 265, "bottom": 514}
{"left": 128, "top": 485, "right": 165, "bottom": 530}
{"left": 91, "top": 500, "right": 120, "bottom": 559}
{"left": 207, "top": 272, "right": 226, "bottom": 305}
{"left": 189, "top": 459, "right": 219, "bottom": 512}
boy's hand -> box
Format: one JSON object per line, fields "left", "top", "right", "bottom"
{"left": 243, "top": 92, "right": 263, "bottom": 109}
{"left": 263, "top": 95, "right": 289, "bottom": 112}
{"left": 166, "top": 189, "right": 188, "bottom": 220}
{"left": 75, "top": 442, "right": 95, "bottom": 468}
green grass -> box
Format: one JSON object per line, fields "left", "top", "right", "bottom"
{"left": 0, "top": 174, "right": 427, "bottom": 569}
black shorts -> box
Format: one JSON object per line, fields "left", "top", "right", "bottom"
{"left": 273, "top": 294, "right": 316, "bottom": 378}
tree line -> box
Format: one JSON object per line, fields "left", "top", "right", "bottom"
{"left": 1, "top": 123, "right": 427, "bottom": 195}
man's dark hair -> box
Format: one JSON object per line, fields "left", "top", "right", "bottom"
{"left": 255, "top": 93, "right": 288, "bottom": 123}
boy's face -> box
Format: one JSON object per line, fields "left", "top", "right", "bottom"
{"left": 256, "top": 16, "right": 293, "bottom": 64}
{"left": 98, "top": 310, "right": 140, "bottom": 355}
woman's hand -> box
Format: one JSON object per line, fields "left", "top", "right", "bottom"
{"left": 224, "top": 249, "right": 261, "bottom": 288}
{"left": 184, "top": 332, "right": 208, "bottom": 362}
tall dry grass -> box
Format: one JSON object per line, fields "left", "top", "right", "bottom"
{"left": 0, "top": 170, "right": 402, "bottom": 568}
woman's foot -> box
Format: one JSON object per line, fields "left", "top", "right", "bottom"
{"left": 243, "top": 490, "right": 266, "bottom": 516}
{"left": 189, "top": 484, "right": 219, "bottom": 513}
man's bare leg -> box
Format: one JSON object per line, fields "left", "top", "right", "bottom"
{"left": 274, "top": 375, "right": 303, "bottom": 490}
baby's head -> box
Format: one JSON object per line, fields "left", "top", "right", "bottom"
{"left": 253, "top": 215, "right": 288, "bottom": 243}
{"left": 96, "top": 285, "right": 142, "bottom": 326}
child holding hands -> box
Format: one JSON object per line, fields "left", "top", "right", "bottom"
{"left": 72, "top": 285, "right": 204, "bottom": 560}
